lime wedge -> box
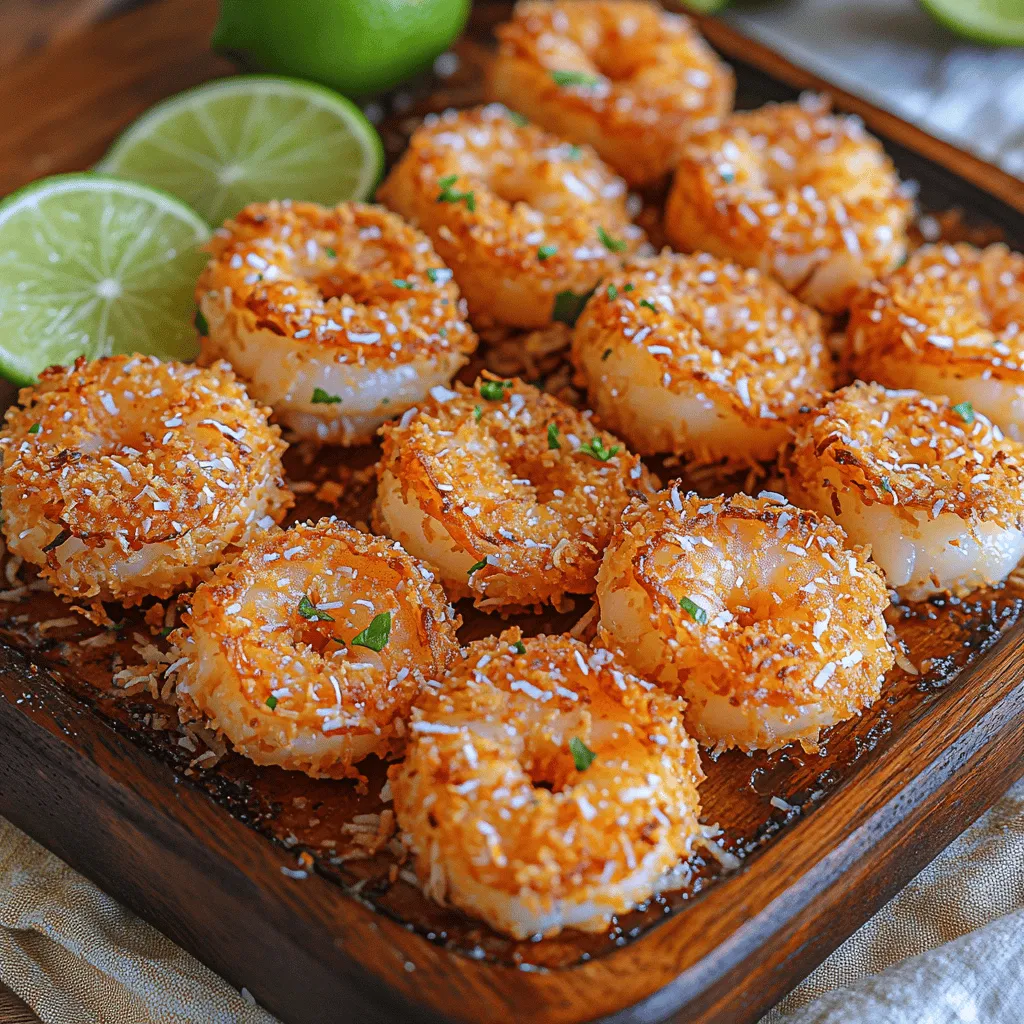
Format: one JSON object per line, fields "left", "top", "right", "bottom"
{"left": 0, "top": 174, "right": 209, "bottom": 385}
{"left": 96, "top": 75, "right": 385, "bottom": 226}
{"left": 920, "top": 0, "right": 1024, "bottom": 44}
{"left": 677, "top": 0, "right": 731, "bottom": 11}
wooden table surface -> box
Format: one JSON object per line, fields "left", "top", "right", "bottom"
{"left": 0, "top": 983, "right": 39, "bottom": 1024}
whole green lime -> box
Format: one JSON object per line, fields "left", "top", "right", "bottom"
{"left": 212, "top": 0, "right": 471, "bottom": 98}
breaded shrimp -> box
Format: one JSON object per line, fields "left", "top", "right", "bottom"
{"left": 597, "top": 490, "right": 894, "bottom": 753}
{"left": 781, "top": 382, "right": 1024, "bottom": 600}
{"left": 572, "top": 251, "right": 832, "bottom": 466}
{"left": 377, "top": 104, "right": 644, "bottom": 329}
{"left": 847, "top": 243, "right": 1024, "bottom": 439}
{"left": 196, "top": 201, "right": 477, "bottom": 445}
{"left": 489, "top": 1, "right": 733, "bottom": 187}
{"left": 171, "top": 519, "right": 460, "bottom": 779}
{"left": 391, "top": 629, "right": 704, "bottom": 938}
{"left": 0, "top": 355, "right": 291, "bottom": 617}
{"left": 664, "top": 95, "right": 912, "bottom": 313}
{"left": 373, "top": 376, "right": 654, "bottom": 610}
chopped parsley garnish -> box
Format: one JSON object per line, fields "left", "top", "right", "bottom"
{"left": 606, "top": 283, "right": 618, "bottom": 300}
{"left": 537, "top": 244, "right": 558, "bottom": 261}
{"left": 639, "top": 298, "right": 658, "bottom": 313}
{"left": 297, "top": 595, "right": 334, "bottom": 622}
{"left": 547, "top": 423, "right": 561, "bottom": 450}
{"left": 569, "top": 736, "right": 597, "bottom": 772}
{"left": 507, "top": 110, "right": 529, "bottom": 127}
{"left": 311, "top": 387, "right": 341, "bottom": 405}
{"left": 597, "top": 226, "right": 626, "bottom": 253}
{"left": 468, "top": 558, "right": 488, "bottom": 576}
{"left": 194, "top": 309, "right": 209, "bottom": 336}
{"left": 427, "top": 267, "right": 453, "bottom": 284}
{"left": 879, "top": 477, "right": 894, "bottom": 495}
{"left": 565, "top": 144, "right": 583, "bottom": 161}
{"left": 392, "top": 278, "right": 413, "bottom": 289}
{"left": 577, "top": 436, "right": 620, "bottom": 462}
{"left": 436, "top": 174, "right": 476, "bottom": 212}
{"left": 473, "top": 404, "right": 483, "bottom": 422}
{"left": 512, "top": 640, "right": 527, "bottom": 655}
{"left": 325, "top": 246, "right": 337, "bottom": 258}
{"left": 159, "top": 626, "right": 173, "bottom": 638}
{"left": 952, "top": 401, "right": 975, "bottom": 425}
{"left": 679, "top": 596, "right": 708, "bottom": 625}
{"left": 601, "top": 348, "right": 613, "bottom": 361}
{"left": 28, "top": 422, "right": 40, "bottom": 435}
{"left": 266, "top": 695, "right": 278, "bottom": 710}
{"left": 720, "top": 168, "right": 736, "bottom": 184}
{"left": 551, "top": 70, "right": 601, "bottom": 88}
{"left": 623, "top": 283, "right": 634, "bottom": 292}
{"left": 480, "top": 379, "right": 511, "bottom": 401}
{"left": 553, "top": 285, "right": 596, "bottom": 327}
{"left": 43, "top": 529, "right": 71, "bottom": 553}
{"left": 351, "top": 611, "right": 392, "bottom": 652}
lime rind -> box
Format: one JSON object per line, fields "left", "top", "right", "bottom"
{"left": 919, "top": 0, "right": 1024, "bottom": 45}
{"left": 0, "top": 173, "right": 210, "bottom": 385}
{"left": 95, "top": 75, "right": 385, "bottom": 225}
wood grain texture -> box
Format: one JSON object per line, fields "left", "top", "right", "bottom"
{"left": 0, "top": 983, "right": 41, "bottom": 1024}
{"left": 1, "top": 4, "right": 1024, "bottom": 1024}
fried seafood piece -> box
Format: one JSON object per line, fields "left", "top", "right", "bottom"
{"left": 373, "top": 376, "right": 654, "bottom": 610}
{"left": 0, "top": 355, "right": 291, "bottom": 616}
{"left": 488, "top": 1, "right": 733, "bottom": 187}
{"left": 196, "top": 200, "right": 477, "bottom": 445}
{"left": 376, "top": 104, "right": 644, "bottom": 329}
{"left": 664, "top": 96, "right": 912, "bottom": 313}
{"left": 571, "top": 251, "right": 832, "bottom": 466}
{"left": 781, "top": 382, "right": 1024, "bottom": 600}
{"left": 597, "top": 490, "right": 894, "bottom": 753}
{"left": 390, "top": 629, "right": 705, "bottom": 939}
{"left": 170, "top": 519, "right": 460, "bottom": 779}
{"left": 847, "top": 243, "right": 1024, "bottom": 439}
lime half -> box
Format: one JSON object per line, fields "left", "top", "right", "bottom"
{"left": 96, "top": 76, "right": 385, "bottom": 226}
{"left": 0, "top": 174, "right": 209, "bottom": 385}
{"left": 920, "top": 0, "right": 1024, "bottom": 44}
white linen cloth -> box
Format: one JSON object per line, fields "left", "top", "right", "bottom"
{"left": 2, "top": 1, "right": 1024, "bottom": 1021}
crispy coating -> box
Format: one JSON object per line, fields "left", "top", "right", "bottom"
{"left": 571, "top": 251, "right": 832, "bottom": 466}
{"left": 377, "top": 104, "right": 644, "bottom": 329}
{"left": 665, "top": 96, "right": 912, "bottom": 313}
{"left": 196, "top": 200, "right": 477, "bottom": 444}
{"left": 847, "top": 243, "right": 1024, "bottom": 439}
{"left": 597, "top": 490, "right": 893, "bottom": 753}
{"left": 171, "top": 519, "right": 461, "bottom": 779}
{"left": 391, "top": 629, "right": 704, "bottom": 938}
{"left": 374, "top": 375, "right": 654, "bottom": 610}
{"left": 0, "top": 355, "right": 291, "bottom": 617}
{"left": 489, "top": 0, "right": 734, "bottom": 187}
{"left": 781, "top": 381, "right": 1024, "bottom": 599}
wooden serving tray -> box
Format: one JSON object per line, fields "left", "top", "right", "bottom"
{"left": 3, "top": 3, "right": 1024, "bottom": 1023}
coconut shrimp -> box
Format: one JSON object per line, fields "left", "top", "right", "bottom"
{"left": 376, "top": 104, "right": 644, "bottom": 329}
{"left": 0, "top": 356, "right": 291, "bottom": 617}
{"left": 196, "top": 201, "right": 477, "bottom": 445}
{"left": 572, "top": 251, "right": 832, "bottom": 466}
{"left": 390, "top": 630, "right": 704, "bottom": 938}
{"left": 847, "top": 243, "right": 1024, "bottom": 439}
{"left": 781, "top": 382, "right": 1024, "bottom": 600}
{"left": 488, "top": 1, "right": 733, "bottom": 188}
{"left": 597, "top": 490, "right": 893, "bottom": 753}
{"left": 170, "top": 519, "right": 460, "bottom": 779}
{"left": 373, "top": 376, "right": 653, "bottom": 610}
{"left": 664, "top": 96, "right": 912, "bottom": 313}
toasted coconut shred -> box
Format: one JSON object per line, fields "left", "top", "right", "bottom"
{"left": 197, "top": 200, "right": 477, "bottom": 445}
{"left": 781, "top": 381, "right": 1024, "bottom": 600}
{"left": 488, "top": 0, "right": 734, "bottom": 187}
{"left": 373, "top": 376, "right": 655, "bottom": 610}
{"left": 664, "top": 95, "right": 912, "bottom": 313}
{"left": 572, "top": 250, "right": 832, "bottom": 466}
{"left": 377, "top": 104, "right": 645, "bottom": 329}
{"left": 390, "top": 629, "right": 705, "bottom": 939}
{"left": 597, "top": 489, "right": 894, "bottom": 753}
{"left": 0, "top": 355, "right": 291, "bottom": 620}
{"left": 847, "top": 242, "right": 1024, "bottom": 439}
{"left": 169, "top": 518, "right": 461, "bottom": 781}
